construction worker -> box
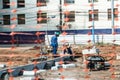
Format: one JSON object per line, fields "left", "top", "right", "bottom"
{"left": 50, "top": 32, "right": 60, "bottom": 57}
{"left": 63, "top": 42, "right": 72, "bottom": 54}
{"left": 63, "top": 42, "right": 75, "bottom": 61}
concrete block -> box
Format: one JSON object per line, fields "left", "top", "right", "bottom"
{"left": 51, "top": 66, "right": 58, "bottom": 70}
{"left": 51, "top": 63, "right": 76, "bottom": 70}
{"left": 36, "top": 70, "right": 46, "bottom": 74}
{"left": 0, "top": 64, "right": 6, "bottom": 68}
{"left": 55, "top": 62, "right": 60, "bottom": 66}
{"left": 62, "top": 64, "right": 67, "bottom": 69}
{"left": 23, "top": 70, "right": 46, "bottom": 76}
{"left": 82, "top": 49, "right": 97, "bottom": 54}
{"left": 20, "top": 76, "right": 35, "bottom": 80}
{"left": 113, "top": 71, "right": 120, "bottom": 75}
{"left": 23, "top": 71, "right": 35, "bottom": 76}
{"left": 116, "top": 54, "right": 120, "bottom": 60}
{"left": 62, "top": 64, "right": 76, "bottom": 69}
{"left": 66, "top": 63, "right": 76, "bottom": 68}
{"left": 51, "top": 65, "right": 63, "bottom": 70}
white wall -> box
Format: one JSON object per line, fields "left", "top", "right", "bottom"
{"left": 45, "top": 34, "right": 120, "bottom": 45}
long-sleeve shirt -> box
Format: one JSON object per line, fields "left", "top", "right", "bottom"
{"left": 50, "top": 35, "right": 58, "bottom": 47}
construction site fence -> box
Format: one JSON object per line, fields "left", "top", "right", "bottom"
{"left": 45, "top": 34, "right": 120, "bottom": 45}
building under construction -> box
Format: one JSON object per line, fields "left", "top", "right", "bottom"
{"left": 0, "top": 0, "right": 120, "bottom": 44}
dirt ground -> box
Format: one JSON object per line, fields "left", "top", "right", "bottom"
{"left": 36, "top": 60, "right": 120, "bottom": 80}
{"left": 0, "top": 44, "right": 120, "bottom": 80}
{"left": 0, "top": 47, "right": 40, "bottom": 67}
{"left": 0, "top": 44, "right": 120, "bottom": 67}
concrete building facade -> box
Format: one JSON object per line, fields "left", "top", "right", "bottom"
{"left": 0, "top": 0, "right": 120, "bottom": 32}
{"left": 0, "top": 0, "right": 120, "bottom": 44}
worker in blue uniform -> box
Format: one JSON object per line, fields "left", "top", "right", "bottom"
{"left": 50, "top": 32, "right": 60, "bottom": 56}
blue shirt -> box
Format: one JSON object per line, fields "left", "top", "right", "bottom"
{"left": 50, "top": 35, "right": 58, "bottom": 47}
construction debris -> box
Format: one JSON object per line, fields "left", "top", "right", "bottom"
{"left": 51, "top": 62, "right": 76, "bottom": 70}
{"left": 0, "top": 64, "right": 6, "bottom": 68}
{"left": 23, "top": 70, "right": 46, "bottom": 76}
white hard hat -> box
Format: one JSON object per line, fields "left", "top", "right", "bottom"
{"left": 64, "top": 42, "right": 69, "bottom": 46}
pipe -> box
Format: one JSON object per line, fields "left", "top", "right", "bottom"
{"left": 91, "top": 0, "right": 95, "bottom": 44}
{"left": 111, "top": 0, "right": 114, "bottom": 34}
{"left": 59, "top": 0, "right": 63, "bottom": 32}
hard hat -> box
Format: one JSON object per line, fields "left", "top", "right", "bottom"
{"left": 64, "top": 42, "right": 69, "bottom": 46}
{"left": 54, "top": 32, "right": 60, "bottom": 35}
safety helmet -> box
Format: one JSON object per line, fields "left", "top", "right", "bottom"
{"left": 54, "top": 32, "right": 60, "bottom": 36}
{"left": 64, "top": 42, "right": 69, "bottom": 46}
